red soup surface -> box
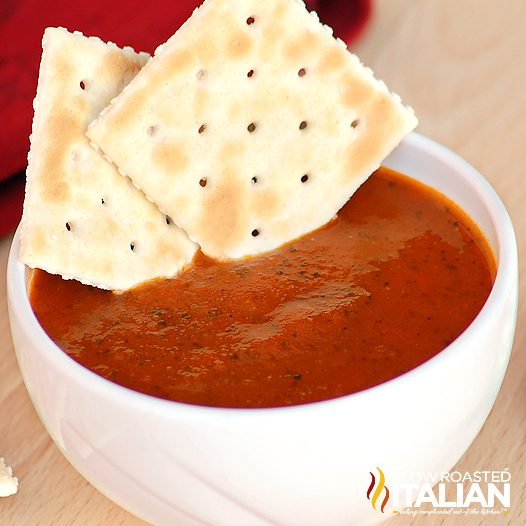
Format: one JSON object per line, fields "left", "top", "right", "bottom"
{"left": 30, "top": 167, "right": 495, "bottom": 408}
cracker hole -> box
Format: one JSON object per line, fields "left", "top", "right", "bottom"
{"left": 80, "top": 80, "right": 86, "bottom": 90}
{"left": 246, "top": 16, "right": 255, "bottom": 25}
{"left": 351, "top": 119, "right": 360, "bottom": 128}
{"left": 299, "top": 121, "right": 307, "bottom": 130}
{"left": 199, "top": 178, "right": 207, "bottom": 187}
{"left": 166, "top": 216, "right": 172, "bottom": 225}
{"left": 301, "top": 174, "right": 309, "bottom": 183}
{"left": 101, "top": 198, "right": 105, "bottom": 205}
{"left": 251, "top": 229, "right": 260, "bottom": 237}
{"left": 251, "top": 176, "right": 258, "bottom": 184}
{"left": 130, "top": 242, "right": 135, "bottom": 252}
{"left": 196, "top": 69, "right": 206, "bottom": 80}
{"left": 198, "top": 124, "right": 206, "bottom": 134}
{"left": 70, "top": 151, "right": 79, "bottom": 161}
{"left": 298, "top": 68, "right": 306, "bottom": 77}
{"left": 247, "top": 122, "right": 256, "bottom": 133}
{"left": 147, "top": 125, "right": 157, "bottom": 136}
{"left": 65, "top": 222, "right": 71, "bottom": 231}
{"left": 247, "top": 69, "right": 254, "bottom": 78}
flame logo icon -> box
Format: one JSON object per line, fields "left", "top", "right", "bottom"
{"left": 367, "top": 467, "right": 390, "bottom": 513}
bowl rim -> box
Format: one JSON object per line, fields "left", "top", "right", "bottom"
{"left": 7, "top": 132, "right": 518, "bottom": 420}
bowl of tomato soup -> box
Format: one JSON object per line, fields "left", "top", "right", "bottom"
{"left": 7, "top": 133, "right": 518, "bottom": 525}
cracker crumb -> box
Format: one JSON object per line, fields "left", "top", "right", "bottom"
{"left": 0, "top": 458, "right": 18, "bottom": 497}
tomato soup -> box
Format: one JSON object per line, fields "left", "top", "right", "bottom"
{"left": 29, "top": 167, "right": 495, "bottom": 408}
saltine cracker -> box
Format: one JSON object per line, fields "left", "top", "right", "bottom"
{"left": 88, "top": 0, "right": 418, "bottom": 259}
{"left": 20, "top": 28, "right": 198, "bottom": 290}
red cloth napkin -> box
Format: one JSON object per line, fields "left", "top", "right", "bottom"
{"left": 0, "top": 0, "right": 371, "bottom": 237}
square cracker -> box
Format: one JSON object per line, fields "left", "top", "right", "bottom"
{"left": 87, "top": 0, "right": 417, "bottom": 259}
{"left": 20, "top": 27, "right": 198, "bottom": 290}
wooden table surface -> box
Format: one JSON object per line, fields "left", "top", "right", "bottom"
{"left": 1, "top": 0, "right": 525, "bottom": 524}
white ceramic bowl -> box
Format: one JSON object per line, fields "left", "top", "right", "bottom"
{"left": 7, "top": 133, "right": 518, "bottom": 526}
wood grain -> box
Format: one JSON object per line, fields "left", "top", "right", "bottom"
{"left": 1, "top": 0, "right": 525, "bottom": 524}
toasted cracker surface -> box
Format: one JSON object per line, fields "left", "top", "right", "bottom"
{"left": 20, "top": 28, "right": 197, "bottom": 290}
{"left": 88, "top": 0, "right": 417, "bottom": 259}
